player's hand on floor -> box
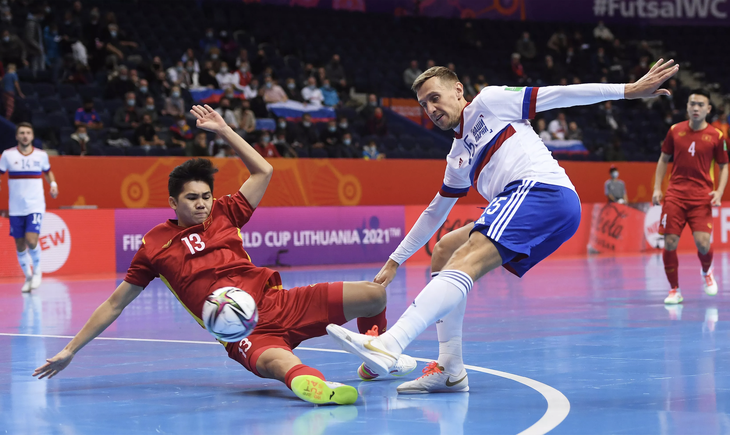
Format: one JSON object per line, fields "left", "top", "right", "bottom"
{"left": 33, "top": 349, "right": 74, "bottom": 379}
{"left": 374, "top": 259, "right": 399, "bottom": 287}
{"left": 190, "top": 104, "right": 227, "bottom": 133}
{"left": 652, "top": 189, "right": 663, "bottom": 206}
{"left": 710, "top": 191, "right": 722, "bottom": 207}
{"left": 625, "top": 58, "right": 679, "bottom": 99}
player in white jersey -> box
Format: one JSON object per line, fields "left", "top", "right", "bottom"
{"left": 328, "top": 60, "right": 679, "bottom": 393}
{"left": 0, "top": 123, "right": 58, "bottom": 292}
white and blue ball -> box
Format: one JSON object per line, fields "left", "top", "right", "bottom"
{"left": 202, "top": 287, "right": 258, "bottom": 342}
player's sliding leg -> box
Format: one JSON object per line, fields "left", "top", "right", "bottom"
{"left": 663, "top": 234, "right": 683, "bottom": 304}
{"left": 13, "top": 237, "right": 32, "bottom": 292}
{"left": 341, "top": 282, "right": 417, "bottom": 380}
{"left": 693, "top": 231, "right": 717, "bottom": 296}
{"left": 398, "top": 224, "right": 472, "bottom": 393}
{"left": 327, "top": 232, "right": 502, "bottom": 377}
{"left": 25, "top": 231, "right": 42, "bottom": 290}
{"left": 256, "top": 348, "right": 357, "bottom": 405}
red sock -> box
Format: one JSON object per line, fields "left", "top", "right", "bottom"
{"left": 357, "top": 308, "right": 387, "bottom": 335}
{"left": 284, "top": 364, "right": 325, "bottom": 390}
{"left": 663, "top": 249, "right": 679, "bottom": 289}
{"left": 698, "top": 249, "right": 713, "bottom": 273}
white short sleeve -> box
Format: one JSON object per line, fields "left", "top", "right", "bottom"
{"left": 41, "top": 152, "right": 50, "bottom": 172}
{"left": 0, "top": 151, "right": 7, "bottom": 173}
{"left": 475, "top": 86, "right": 538, "bottom": 122}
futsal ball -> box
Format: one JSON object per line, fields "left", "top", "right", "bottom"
{"left": 202, "top": 287, "right": 258, "bottom": 342}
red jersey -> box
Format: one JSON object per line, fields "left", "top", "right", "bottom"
{"left": 662, "top": 121, "right": 728, "bottom": 203}
{"left": 124, "top": 191, "right": 282, "bottom": 326}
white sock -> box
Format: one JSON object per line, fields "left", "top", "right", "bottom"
{"left": 17, "top": 249, "right": 31, "bottom": 278}
{"left": 28, "top": 244, "right": 41, "bottom": 276}
{"left": 380, "top": 270, "right": 473, "bottom": 355}
{"left": 437, "top": 297, "right": 466, "bottom": 374}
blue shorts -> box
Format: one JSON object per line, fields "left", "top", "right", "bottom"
{"left": 9, "top": 213, "right": 43, "bottom": 238}
{"left": 472, "top": 180, "right": 581, "bottom": 277}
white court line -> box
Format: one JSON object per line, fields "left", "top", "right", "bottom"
{"left": 2, "top": 333, "right": 570, "bottom": 434}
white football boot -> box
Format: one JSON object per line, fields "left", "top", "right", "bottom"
{"left": 703, "top": 268, "right": 718, "bottom": 296}
{"left": 326, "top": 324, "right": 398, "bottom": 377}
{"left": 396, "top": 361, "right": 469, "bottom": 394}
{"left": 664, "top": 288, "right": 683, "bottom": 304}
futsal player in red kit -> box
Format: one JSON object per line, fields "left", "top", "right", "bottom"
{"left": 653, "top": 89, "right": 728, "bottom": 304}
{"left": 33, "top": 105, "right": 416, "bottom": 404}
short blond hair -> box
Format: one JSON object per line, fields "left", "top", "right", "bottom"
{"left": 411, "top": 66, "right": 459, "bottom": 93}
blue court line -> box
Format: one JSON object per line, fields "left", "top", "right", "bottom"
{"left": 3, "top": 332, "right": 571, "bottom": 434}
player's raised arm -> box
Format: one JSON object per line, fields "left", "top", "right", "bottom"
{"left": 374, "top": 192, "right": 458, "bottom": 287}
{"left": 190, "top": 104, "right": 273, "bottom": 208}
{"left": 33, "top": 281, "right": 143, "bottom": 379}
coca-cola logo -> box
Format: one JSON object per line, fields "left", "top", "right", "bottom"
{"left": 424, "top": 218, "right": 475, "bottom": 257}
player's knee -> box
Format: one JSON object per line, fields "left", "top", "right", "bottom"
{"left": 432, "top": 238, "right": 454, "bottom": 271}
{"left": 26, "top": 240, "right": 38, "bottom": 249}
{"left": 697, "top": 240, "right": 711, "bottom": 255}
{"left": 664, "top": 236, "right": 679, "bottom": 251}
{"left": 361, "top": 281, "right": 386, "bottom": 314}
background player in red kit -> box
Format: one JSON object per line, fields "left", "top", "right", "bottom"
{"left": 653, "top": 89, "right": 728, "bottom": 304}
{"left": 32, "top": 105, "right": 416, "bottom": 405}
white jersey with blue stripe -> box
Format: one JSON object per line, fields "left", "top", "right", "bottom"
{"left": 0, "top": 146, "right": 51, "bottom": 216}
{"left": 438, "top": 86, "right": 575, "bottom": 203}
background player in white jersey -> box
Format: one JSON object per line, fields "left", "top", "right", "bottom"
{"left": 327, "top": 60, "right": 679, "bottom": 393}
{"left": 0, "top": 122, "right": 58, "bottom": 292}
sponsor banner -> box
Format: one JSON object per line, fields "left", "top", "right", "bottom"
{"left": 382, "top": 98, "right": 425, "bottom": 126}
{"left": 588, "top": 203, "right": 647, "bottom": 253}
{"left": 241, "top": 0, "right": 729, "bottom": 25}
{"left": 0, "top": 209, "right": 115, "bottom": 278}
{"left": 114, "top": 206, "right": 405, "bottom": 272}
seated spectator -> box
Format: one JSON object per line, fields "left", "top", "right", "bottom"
{"left": 101, "top": 22, "right": 138, "bottom": 65}
{"left": 321, "top": 119, "right": 341, "bottom": 147}
{"left": 320, "top": 79, "right": 339, "bottom": 107}
{"left": 105, "top": 65, "right": 136, "bottom": 100}
{"left": 74, "top": 98, "right": 103, "bottom": 129}
{"left": 215, "top": 61, "right": 238, "bottom": 90}
{"left": 547, "top": 28, "right": 568, "bottom": 56}
{"left": 113, "top": 92, "right": 142, "bottom": 131}
{"left": 169, "top": 116, "right": 193, "bottom": 148}
{"left": 254, "top": 132, "right": 281, "bottom": 158}
{"left": 261, "top": 76, "right": 287, "bottom": 104}
{"left": 233, "top": 48, "right": 249, "bottom": 69}
{"left": 215, "top": 97, "right": 240, "bottom": 131}
{"left": 510, "top": 53, "right": 528, "bottom": 84}
{"left": 134, "top": 113, "right": 165, "bottom": 147}
{"left": 239, "top": 99, "right": 256, "bottom": 136}
{"left": 363, "top": 139, "right": 383, "bottom": 160}
{"left": 284, "top": 77, "right": 301, "bottom": 102}
{"left": 136, "top": 78, "right": 151, "bottom": 105}
{"left": 475, "top": 75, "right": 488, "bottom": 92}
{"left": 566, "top": 121, "right": 583, "bottom": 140}
{"left": 360, "top": 93, "right": 379, "bottom": 121}
{"left": 275, "top": 117, "right": 298, "bottom": 144}
{"left": 0, "top": 30, "right": 27, "bottom": 68}
{"left": 337, "top": 116, "right": 351, "bottom": 137}
{"left": 325, "top": 54, "right": 347, "bottom": 92}
{"left": 186, "top": 130, "right": 211, "bottom": 157}
{"left": 548, "top": 112, "right": 568, "bottom": 140}
{"left": 68, "top": 124, "right": 89, "bottom": 156}
{"left": 598, "top": 101, "right": 621, "bottom": 131}
{"left": 403, "top": 60, "right": 422, "bottom": 88}
{"left": 181, "top": 48, "right": 200, "bottom": 73}
{"left": 146, "top": 56, "right": 165, "bottom": 80}
{"left": 295, "top": 113, "right": 321, "bottom": 149}
{"left": 272, "top": 132, "right": 296, "bottom": 158}
{"left": 243, "top": 78, "right": 259, "bottom": 100}
{"left": 198, "top": 60, "right": 219, "bottom": 89}
{"left": 129, "top": 68, "right": 140, "bottom": 88}
{"left": 593, "top": 21, "right": 614, "bottom": 43}
{"left": 199, "top": 28, "right": 221, "bottom": 56}
{"left": 535, "top": 118, "right": 551, "bottom": 142}
{"left": 163, "top": 86, "right": 185, "bottom": 117}
{"left": 235, "top": 61, "right": 252, "bottom": 89}
{"left": 366, "top": 107, "right": 388, "bottom": 136}
{"left": 340, "top": 132, "right": 358, "bottom": 158}
{"left": 141, "top": 96, "right": 159, "bottom": 125}
{"left": 150, "top": 70, "right": 172, "bottom": 98}
{"left": 515, "top": 32, "right": 536, "bottom": 61}
{"left": 167, "top": 61, "right": 191, "bottom": 89}
{"left": 301, "top": 76, "right": 323, "bottom": 106}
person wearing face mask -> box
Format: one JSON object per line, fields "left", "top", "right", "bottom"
{"left": 301, "top": 76, "right": 323, "bottom": 107}
{"left": 362, "top": 139, "right": 382, "bottom": 160}
{"left": 282, "top": 77, "right": 301, "bottom": 102}
{"left": 69, "top": 124, "right": 90, "bottom": 156}
{"left": 163, "top": 86, "right": 185, "bottom": 118}
{"left": 321, "top": 119, "right": 340, "bottom": 147}
{"left": 135, "top": 79, "right": 151, "bottom": 104}
{"left": 366, "top": 107, "right": 388, "bottom": 137}
{"left": 261, "top": 76, "right": 288, "bottom": 104}
{"left": 320, "top": 79, "right": 339, "bottom": 108}
{"left": 105, "top": 65, "right": 136, "bottom": 99}
{"left": 74, "top": 98, "right": 103, "bottom": 130}
{"left": 0, "top": 30, "right": 27, "bottom": 69}
{"left": 169, "top": 116, "right": 193, "bottom": 148}
{"left": 215, "top": 62, "right": 238, "bottom": 91}
{"left": 215, "top": 97, "right": 241, "bottom": 131}
{"left": 142, "top": 96, "right": 159, "bottom": 125}
{"left": 339, "top": 133, "right": 357, "bottom": 158}
{"left": 181, "top": 48, "right": 200, "bottom": 74}
{"left": 359, "top": 93, "right": 379, "bottom": 121}
{"left": 199, "top": 27, "right": 221, "bottom": 56}
{"left": 239, "top": 100, "right": 256, "bottom": 136}
{"left": 198, "top": 60, "right": 220, "bottom": 90}
{"left": 253, "top": 132, "right": 281, "bottom": 158}
{"left": 113, "top": 92, "right": 142, "bottom": 131}
{"left": 605, "top": 166, "right": 627, "bottom": 204}
{"left": 83, "top": 7, "right": 102, "bottom": 43}
{"left": 336, "top": 116, "right": 351, "bottom": 137}
{"left": 167, "top": 61, "right": 190, "bottom": 89}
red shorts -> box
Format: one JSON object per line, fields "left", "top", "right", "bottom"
{"left": 659, "top": 199, "right": 713, "bottom": 236}
{"left": 224, "top": 281, "right": 346, "bottom": 377}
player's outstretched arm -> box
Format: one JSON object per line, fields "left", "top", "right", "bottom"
{"left": 375, "top": 193, "right": 458, "bottom": 287}
{"left": 710, "top": 164, "right": 728, "bottom": 207}
{"left": 32, "top": 281, "right": 143, "bottom": 379}
{"left": 652, "top": 153, "right": 671, "bottom": 205}
{"left": 190, "top": 104, "right": 273, "bottom": 208}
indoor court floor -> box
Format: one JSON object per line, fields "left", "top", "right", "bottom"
{"left": 2, "top": 252, "right": 730, "bottom": 435}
